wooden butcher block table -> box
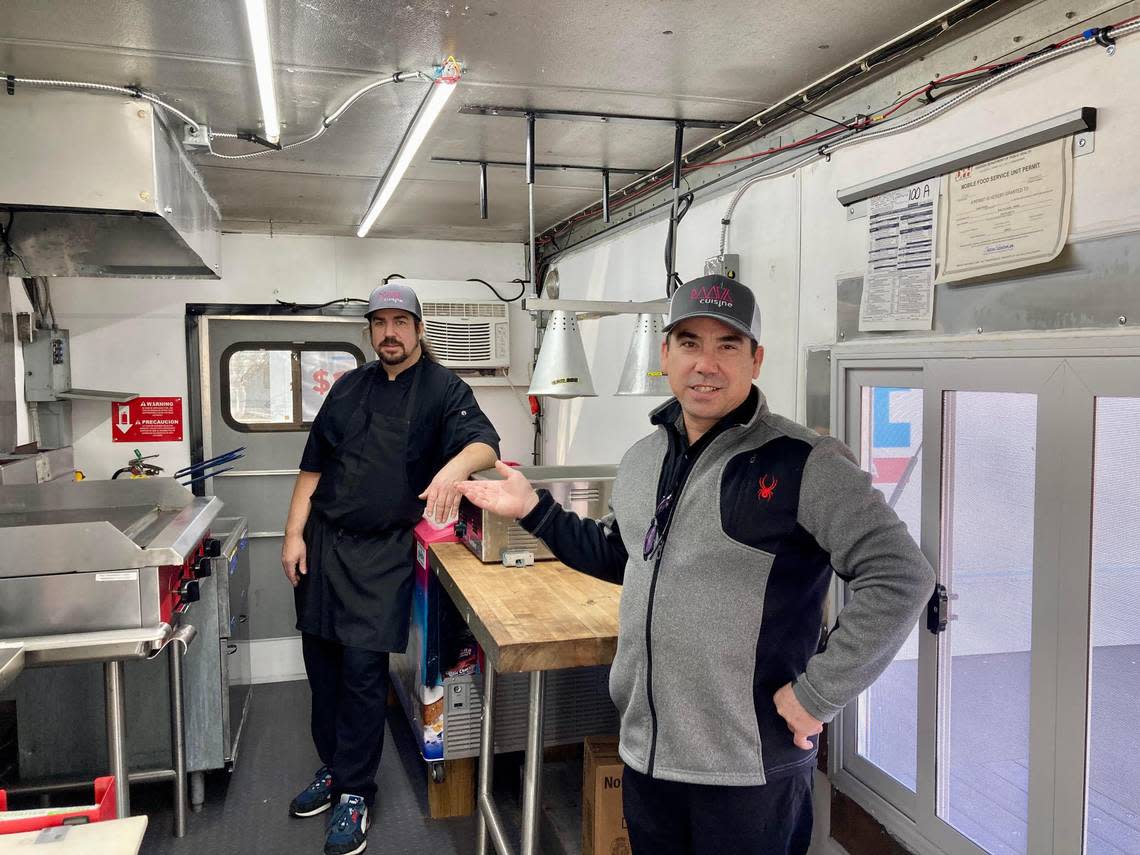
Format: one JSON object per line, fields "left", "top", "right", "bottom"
{"left": 428, "top": 543, "right": 621, "bottom": 855}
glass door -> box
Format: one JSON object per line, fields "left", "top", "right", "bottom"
{"left": 1066, "top": 358, "right": 1140, "bottom": 855}
{"left": 1085, "top": 395, "right": 1140, "bottom": 855}
{"left": 841, "top": 368, "right": 925, "bottom": 818}
{"left": 935, "top": 388, "right": 1039, "bottom": 855}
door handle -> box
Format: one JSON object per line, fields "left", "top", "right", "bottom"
{"left": 226, "top": 644, "right": 238, "bottom": 655}
{"left": 926, "top": 584, "right": 958, "bottom": 634}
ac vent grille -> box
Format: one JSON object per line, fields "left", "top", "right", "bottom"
{"left": 421, "top": 301, "right": 507, "bottom": 319}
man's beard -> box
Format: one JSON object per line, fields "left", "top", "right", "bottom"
{"left": 377, "top": 338, "right": 415, "bottom": 365}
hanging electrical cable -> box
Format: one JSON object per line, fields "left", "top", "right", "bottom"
{"left": 466, "top": 278, "right": 528, "bottom": 303}
{"left": 380, "top": 273, "right": 527, "bottom": 302}
{"left": 274, "top": 297, "right": 369, "bottom": 311}
{"left": 0, "top": 211, "right": 33, "bottom": 278}
{"left": 663, "top": 192, "right": 695, "bottom": 293}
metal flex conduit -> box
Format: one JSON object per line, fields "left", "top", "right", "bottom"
{"left": 717, "top": 18, "right": 1140, "bottom": 256}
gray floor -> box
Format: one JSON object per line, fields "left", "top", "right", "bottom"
{"left": 135, "top": 680, "right": 480, "bottom": 855}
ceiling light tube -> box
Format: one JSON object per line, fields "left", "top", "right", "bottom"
{"left": 243, "top": 0, "right": 281, "bottom": 144}
{"left": 357, "top": 78, "right": 459, "bottom": 237}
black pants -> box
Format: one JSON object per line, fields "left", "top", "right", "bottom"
{"left": 301, "top": 633, "right": 390, "bottom": 808}
{"left": 622, "top": 765, "right": 814, "bottom": 855}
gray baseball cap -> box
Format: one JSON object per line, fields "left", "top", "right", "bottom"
{"left": 366, "top": 282, "right": 422, "bottom": 320}
{"left": 663, "top": 274, "right": 761, "bottom": 342}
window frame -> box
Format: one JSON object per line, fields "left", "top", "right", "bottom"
{"left": 828, "top": 333, "right": 1140, "bottom": 855}
{"left": 220, "top": 340, "right": 365, "bottom": 433}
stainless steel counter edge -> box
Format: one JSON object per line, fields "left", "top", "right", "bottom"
{"left": 149, "top": 496, "right": 225, "bottom": 562}
{"left": 0, "top": 645, "right": 25, "bottom": 692}
{"left": 4, "top": 623, "right": 176, "bottom": 666}
{"left": 0, "top": 495, "right": 225, "bottom": 576}
{"left": 213, "top": 516, "right": 249, "bottom": 559}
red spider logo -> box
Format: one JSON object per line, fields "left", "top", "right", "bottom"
{"left": 757, "top": 475, "right": 778, "bottom": 501}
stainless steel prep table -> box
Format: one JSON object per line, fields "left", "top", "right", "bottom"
{"left": 0, "top": 478, "right": 222, "bottom": 837}
{"left": 0, "top": 623, "right": 195, "bottom": 835}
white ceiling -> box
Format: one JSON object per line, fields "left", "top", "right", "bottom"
{"left": 1, "top": 0, "right": 975, "bottom": 241}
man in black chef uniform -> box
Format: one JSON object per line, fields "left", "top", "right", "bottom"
{"left": 280, "top": 282, "right": 499, "bottom": 855}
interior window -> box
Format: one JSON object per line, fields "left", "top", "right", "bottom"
{"left": 300, "top": 350, "right": 359, "bottom": 422}
{"left": 227, "top": 349, "right": 294, "bottom": 424}
{"left": 223, "top": 342, "right": 363, "bottom": 431}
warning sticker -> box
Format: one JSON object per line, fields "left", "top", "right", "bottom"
{"left": 111, "top": 397, "right": 184, "bottom": 443}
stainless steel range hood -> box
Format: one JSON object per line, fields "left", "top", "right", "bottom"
{"left": 0, "top": 88, "right": 221, "bottom": 279}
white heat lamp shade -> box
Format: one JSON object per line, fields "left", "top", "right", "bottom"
{"left": 616, "top": 314, "right": 670, "bottom": 396}
{"left": 357, "top": 78, "right": 458, "bottom": 237}
{"left": 528, "top": 311, "right": 596, "bottom": 398}
{"left": 242, "top": 0, "right": 281, "bottom": 144}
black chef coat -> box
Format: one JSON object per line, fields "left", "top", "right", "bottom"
{"left": 295, "top": 354, "right": 499, "bottom": 651}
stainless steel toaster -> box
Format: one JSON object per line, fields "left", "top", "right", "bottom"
{"left": 457, "top": 465, "right": 617, "bottom": 562}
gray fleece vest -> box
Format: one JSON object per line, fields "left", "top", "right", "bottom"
{"left": 609, "top": 410, "right": 789, "bottom": 785}
{"left": 601, "top": 390, "right": 935, "bottom": 787}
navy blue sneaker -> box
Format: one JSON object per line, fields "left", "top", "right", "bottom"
{"left": 288, "top": 766, "right": 333, "bottom": 817}
{"left": 324, "top": 794, "right": 368, "bottom": 855}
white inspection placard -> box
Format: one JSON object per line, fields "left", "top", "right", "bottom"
{"left": 936, "top": 137, "right": 1073, "bottom": 283}
{"left": 859, "top": 179, "right": 938, "bottom": 332}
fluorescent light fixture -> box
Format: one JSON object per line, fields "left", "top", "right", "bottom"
{"left": 836, "top": 107, "right": 1095, "bottom": 206}
{"left": 243, "top": 0, "right": 281, "bottom": 144}
{"left": 357, "top": 78, "right": 459, "bottom": 237}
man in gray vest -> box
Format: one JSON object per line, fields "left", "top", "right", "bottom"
{"left": 457, "top": 274, "right": 934, "bottom": 854}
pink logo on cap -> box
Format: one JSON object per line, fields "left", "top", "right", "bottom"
{"left": 375, "top": 289, "right": 406, "bottom": 302}
{"left": 691, "top": 283, "right": 734, "bottom": 309}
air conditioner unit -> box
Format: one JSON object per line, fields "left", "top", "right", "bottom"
{"left": 421, "top": 300, "right": 510, "bottom": 369}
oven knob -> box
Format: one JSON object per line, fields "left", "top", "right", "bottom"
{"left": 195, "top": 556, "right": 213, "bottom": 578}
{"left": 203, "top": 538, "right": 223, "bottom": 558}
{"left": 179, "top": 579, "right": 201, "bottom": 603}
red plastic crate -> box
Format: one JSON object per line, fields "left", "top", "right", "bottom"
{"left": 0, "top": 776, "right": 116, "bottom": 834}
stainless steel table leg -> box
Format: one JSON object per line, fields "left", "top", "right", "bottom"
{"left": 520, "top": 670, "right": 546, "bottom": 855}
{"left": 170, "top": 638, "right": 188, "bottom": 837}
{"left": 104, "top": 660, "right": 129, "bottom": 818}
{"left": 476, "top": 666, "right": 497, "bottom": 855}
{"left": 190, "top": 771, "right": 205, "bottom": 812}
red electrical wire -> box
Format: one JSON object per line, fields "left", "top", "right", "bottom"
{"left": 536, "top": 122, "right": 859, "bottom": 244}
{"left": 687, "top": 124, "right": 851, "bottom": 169}
{"left": 539, "top": 14, "right": 1138, "bottom": 244}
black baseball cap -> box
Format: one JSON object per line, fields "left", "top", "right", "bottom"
{"left": 366, "top": 282, "right": 422, "bottom": 320}
{"left": 663, "top": 274, "right": 762, "bottom": 342}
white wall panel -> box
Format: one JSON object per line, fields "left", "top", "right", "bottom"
{"left": 48, "top": 234, "right": 529, "bottom": 478}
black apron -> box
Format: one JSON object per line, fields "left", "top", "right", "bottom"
{"left": 296, "top": 363, "right": 426, "bottom": 652}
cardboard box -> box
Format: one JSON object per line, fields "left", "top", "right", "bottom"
{"left": 583, "top": 736, "right": 630, "bottom": 855}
